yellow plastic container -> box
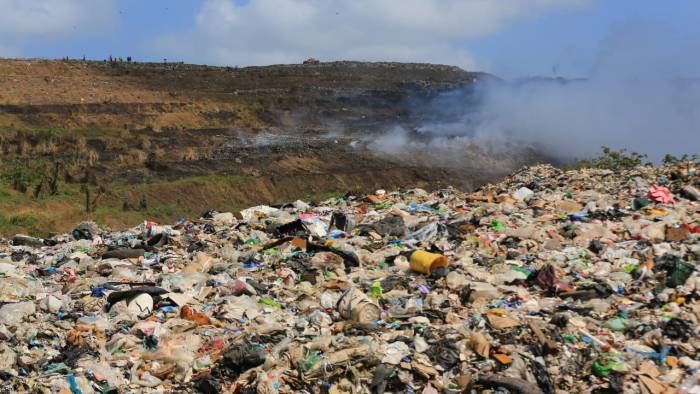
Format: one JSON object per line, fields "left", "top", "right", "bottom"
{"left": 410, "top": 250, "right": 448, "bottom": 275}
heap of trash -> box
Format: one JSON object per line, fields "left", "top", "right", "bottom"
{"left": 1, "top": 163, "right": 700, "bottom": 393}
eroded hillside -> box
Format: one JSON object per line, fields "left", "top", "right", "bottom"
{"left": 0, "top": 59, "right": 516, "bottom": 235}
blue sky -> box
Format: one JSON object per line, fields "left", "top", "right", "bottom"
{"left": 1, "top": 0, "right": 698, "bottom": 78}
{"left": 469, "top": 1, "right": 700, "bottom": 77}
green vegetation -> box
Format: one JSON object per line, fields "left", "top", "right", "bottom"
{"left": 0, "top": 212, "right": 42, "bottom": 236}
{"left": 0, "top": 173, "right": 257, "bottom": 236}
{"left": 148, "top": 203, "right": 181, "bottom": 217}
{"left": 662, "top": 153, "right": 699, "bottom": 164}
{"left": 576, "top": 147, "right": 698, "bottom": 170}
{"left": 5, "top": 161, "right": 34, "bottom": 193}
{"left": 577, "top": 146, "right": 652, "bottom": 170}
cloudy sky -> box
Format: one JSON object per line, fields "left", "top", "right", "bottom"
{"left": 1, "top": 0, "right": 698, "bottom": 78}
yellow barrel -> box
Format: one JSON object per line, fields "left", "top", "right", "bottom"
{"left": 410, "top": 250, "right": 448, "bottom": 274}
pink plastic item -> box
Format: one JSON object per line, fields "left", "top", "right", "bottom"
{"left": 648, "top": 185, "right": 674, "bottom": 204}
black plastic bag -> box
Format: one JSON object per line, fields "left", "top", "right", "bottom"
{"left": 426, "top": 338, "right": 460, "bottom": 369}
{"left": 664, "top": 318, "right": 693, "bottom": 341}
{"left": 531, "top": 360, "right": 555, "bottom": 394}
{"left": 194, "top": 373, "right": 220, "bottom": 394}
{"left": 370, "top": 365, "right": 393, "bottom": 394}
{"left": 219, "top": 343, "right": 266, "bottom": 377}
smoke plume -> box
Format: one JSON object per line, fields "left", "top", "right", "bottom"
{"left": 371, "top": 21, "right": 700, "bottom": 163}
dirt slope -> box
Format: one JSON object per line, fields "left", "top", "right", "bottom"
{"left": 0, "top": 59, "right": 510, "bottom": 235}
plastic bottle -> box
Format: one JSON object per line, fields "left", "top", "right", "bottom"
{"left": 371, "top": 282, "right": 383, "bottom": 298}
{"left": 304, "top": 352, "right": 318, "bottom": 371}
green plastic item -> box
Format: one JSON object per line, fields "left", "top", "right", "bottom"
{"left": 592, "top": 355, "right": 624, "bottom": 377}
{"left": 667, "top": 261, "right": 696, "bottom": 287}
{"left": 603, "top": 317, "right": 629, "bottom": 332}
{"left": 259, "top": 297, "right": 281, "bottom": 308}
{"left": 304, "top": 352, "right": 318, "bottom": 371}
{"left": 632, "top": 197, "right": 649, "bottom": 210}
{"left": 623, "top": 263, "right": 640, "bottom": 274}
{"left": 111, "top": 348, "right": 125, "bottom": 355}
{"left": 262, "top": 248, "right": 278, "bottom": 255}
{"left": 562, "top": 223, "right": 577, "bottom": 236}
{"left": 374, "top": 203, "right": 392, "bottom": 210}
{"left": 45, "top": 363, "right": 69, "bottom": 374}
{"left": 371, "top": 281, "right": 383, "bottom": 298}
{"left": 511, "top": 266, "right": 532, "bottom": 278}
{"left": 491, "top": 219, "right": 505, "bottom": 233}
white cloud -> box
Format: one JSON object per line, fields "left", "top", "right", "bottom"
{"left": 0, "top": 0, "right": 116, "bottom": 55}
{"left": 154, "top": 0, "right": 590, "bottom": 69}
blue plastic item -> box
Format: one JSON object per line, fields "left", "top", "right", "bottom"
{"left": 243, "top": 261, "right": 261, "bottom": 270}
{"left": 91, "top": 287, "right": 107, "bottom": 297}
{"left": 66, "top": 374, "right": 83, "bottom": 394}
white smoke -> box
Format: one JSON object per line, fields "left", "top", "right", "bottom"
{"left": 371, "top": 21, "right": 700, "bottom": 163}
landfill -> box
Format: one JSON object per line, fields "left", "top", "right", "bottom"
{"left": 1, "top": 163, "right": 700, "bottom": 393}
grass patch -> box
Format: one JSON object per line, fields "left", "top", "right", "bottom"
{"left": 149, "top": 203, "right": 181, "bottom": 218}
{"left": 72, "top": 126, "right": 124, "bottom": 139}
{"left": 0, "top": 212, "right": 45, "bottom": 237}
{"left": 9, "top": 213, "right": 39, "bottom": 228}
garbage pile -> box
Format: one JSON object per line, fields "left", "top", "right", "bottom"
{"left": 1, "top": 163, "right": 700, "bottom": 393}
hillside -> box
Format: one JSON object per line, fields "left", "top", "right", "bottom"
{"left": 0, "top": 58, "right": 516, "bottom": 236}
{"left": 0, "top": 59, "right": 481, "bottom": 129}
